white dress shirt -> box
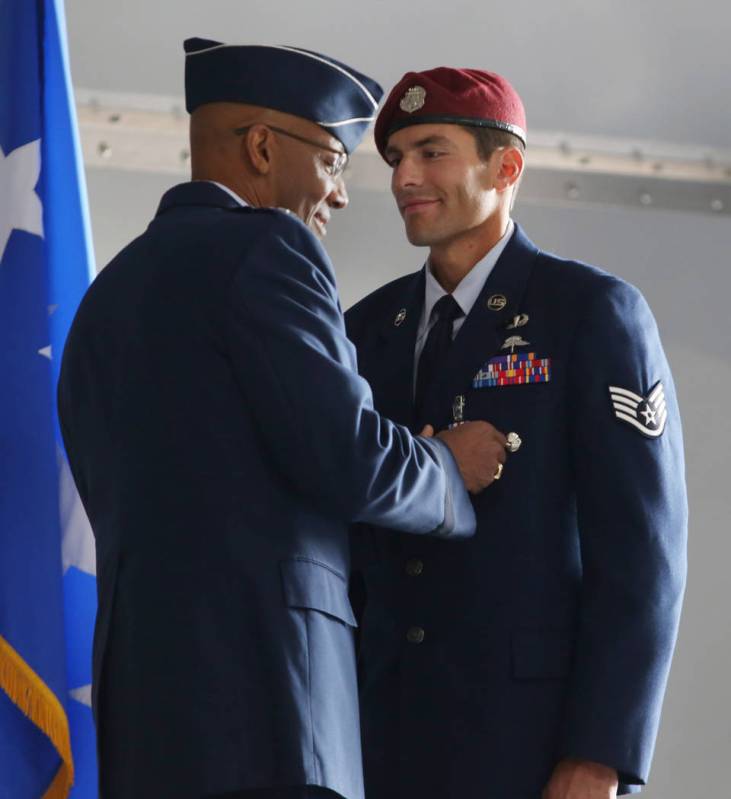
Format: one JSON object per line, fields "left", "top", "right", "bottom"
{"left": 413, "top": 219, "right": 515, "bottom": 382}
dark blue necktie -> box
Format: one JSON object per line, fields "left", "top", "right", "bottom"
{"left": 415, "top": 294, "right": 464, "bottom": 422}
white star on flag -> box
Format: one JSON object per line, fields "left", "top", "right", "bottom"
{"left": 58, "top": 445, "right": 97, "bottom": 576}
{"left": 69, "top": 684, "right": 92, "bottom": 708}
{"left": 38, "top": 306, "right": 58, "bottom": 361}
{"left": 0, "top": 139, "right": 44, "bottom": 263}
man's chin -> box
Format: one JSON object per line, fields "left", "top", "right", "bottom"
{"left": 404, "top": 225, "right": 437, "bottom": 247}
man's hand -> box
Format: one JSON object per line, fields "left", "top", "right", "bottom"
{"left": 542, "top": 758, "right": 619, "bottom": 799}
{"left": 425, "top": 421, "right": 507, "bottom": 494}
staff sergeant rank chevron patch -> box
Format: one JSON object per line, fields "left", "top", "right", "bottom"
{"left": 609, "top": 381, "right": 668, "bottom": 438}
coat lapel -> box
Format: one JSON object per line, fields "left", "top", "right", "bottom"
{"left": 366, "top": 269, "right": 425, "bottom": 429}
{"left": 420, "top": 225, "right": 541, "bottom": 430}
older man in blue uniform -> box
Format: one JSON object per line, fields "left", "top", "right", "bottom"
{"left": 346, "top": 69, "right": 687, "bottom": 798}
{"left": 57, "top": 44, "right": 509, "bottom": 799}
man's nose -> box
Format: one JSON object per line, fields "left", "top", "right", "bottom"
{"left": 328, "top": 176, "right": 349, "bottom": 210}
{"left": 392, "top": 155, "right": 422, "bottom": 191}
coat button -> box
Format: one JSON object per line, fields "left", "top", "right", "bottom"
{"left": 405, "top": 558, "right": 424, "bottom": 576}
{"left": 406, "top": 626, "right": 425, "bottom": 644}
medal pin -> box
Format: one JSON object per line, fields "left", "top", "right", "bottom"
{"left": 449, "top": 395, "right": 466, "bottom": 429}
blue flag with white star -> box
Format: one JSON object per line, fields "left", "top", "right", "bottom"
{"left": 0, "top": 0, "right": 97, "bottom": 796}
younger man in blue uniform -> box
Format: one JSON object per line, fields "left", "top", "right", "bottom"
{"left": 346, "top": 68, "right": 688, "bottom": 798}
{"left": 57, "top": 45, "right": 508, "bottom": 799}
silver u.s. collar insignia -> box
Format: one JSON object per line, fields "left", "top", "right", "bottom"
{"left": 400, "top": 86, "right": 426, "bottom": 113}
{"left": 487, "top": 294, "right": 507, "bottom": 311}
{"left": 609, "top": 381, "right": 668, "bottom": 438}
{"left": 394, "top": 308, "right": 407, "bottom": 326}
{"left": 501, "top": 335, "right": 530, "bottom": 353}
{"left": 506, "top": 313, "right": 529, "bottom": 329}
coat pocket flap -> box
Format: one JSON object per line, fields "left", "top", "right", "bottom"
{"left": 280, "top": 558, "right": 357, "bottom": 627}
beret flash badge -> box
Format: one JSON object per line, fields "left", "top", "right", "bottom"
{"left": 609, "top": 382, "right": 668, "bottom": 438}
{"left": 400, "top": 86, "right": 426, "bottom": 113}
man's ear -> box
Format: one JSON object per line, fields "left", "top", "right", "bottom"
{"left": 494, "top": 146, "right": 524, "bottom": 194}
{"left": 244, "top": 125, "right": 275, "bottom": 176}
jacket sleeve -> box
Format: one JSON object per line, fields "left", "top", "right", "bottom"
{"left": 560, "top": 276, "right": 688, "bottom": 786}
{"left": 226, "top": 212, "right": 475, "bottom": 539}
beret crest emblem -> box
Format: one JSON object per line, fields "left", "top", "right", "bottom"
{"left": 400, "top": 85, "right": 426, "bottom": 113}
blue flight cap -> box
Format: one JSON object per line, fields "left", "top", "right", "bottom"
{"left": 184, "top": 38, "right": 384, "bottom": 155}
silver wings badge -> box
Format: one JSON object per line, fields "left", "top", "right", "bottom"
{"left": 608, "top": 381, "right": 668, "bottom": 438}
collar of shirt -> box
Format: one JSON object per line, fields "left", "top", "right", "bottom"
{"left": 415, "top": 218, "right": 515, "bottom": 362}
{"left": 205, "top": 180, "right": 249, "bottom": 207}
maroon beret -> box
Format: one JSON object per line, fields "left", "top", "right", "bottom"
{"left": 374, "top": 67, "right": 526, "bottom": 159}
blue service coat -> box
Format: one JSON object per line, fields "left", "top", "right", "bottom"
{"left": 345, "top": 224, "right": 688, "bottom": 798}
{"left": 57, "top": 182, "right": 475, "bottom": 799}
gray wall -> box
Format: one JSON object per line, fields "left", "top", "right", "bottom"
{"left": 67, "top": 0, "right": 731, "bottom": 149}
{"left": 86, "top": 165, "right": 731, "bottom": 796}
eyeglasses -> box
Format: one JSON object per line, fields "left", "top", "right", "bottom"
{"left": 233, "top": 124, "right": 349, "bottom": 178}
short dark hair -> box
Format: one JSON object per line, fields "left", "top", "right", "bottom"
{"left": 467, "top": 126, "right": 525, "bottom": 162}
